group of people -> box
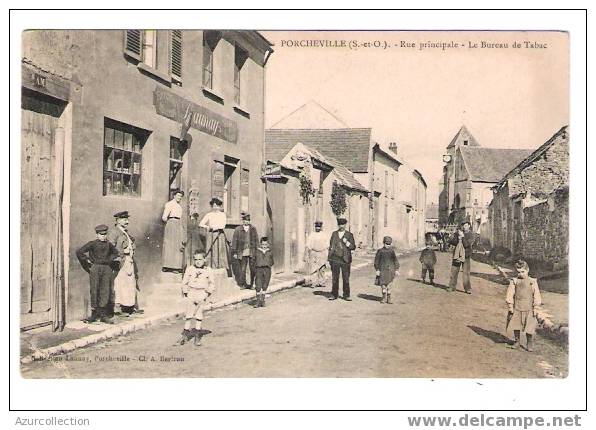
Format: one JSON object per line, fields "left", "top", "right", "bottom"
{"left": 76, "top": 211, "right": 141, "bottom": 324}
{"left": 78, "top": 194, "right": 542, "bottom": 351}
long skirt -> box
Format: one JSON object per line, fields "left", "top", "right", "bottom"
{"left": 205, "top": 230, "right": 230, "bottom": 272}
{"left": 114, "top": 257, "right": 137, "bottom": 307}
{"left": 162, "top": 218, "right": 185, "bottom": 270}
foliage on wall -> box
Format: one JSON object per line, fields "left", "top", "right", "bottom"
{"left": 299, "top": 168, "right": 316, "bottom": 204}
{"left": 330, "top": 181, "right": 347, "bottom": 216}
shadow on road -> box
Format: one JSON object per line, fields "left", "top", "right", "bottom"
{"left": 407, "top": 278, "right": 450, "bottom": 291}
{"left": 470, "top": 271, "right": 508, "bottom": 285}
{"left": 467, "top": 325, "right": 512, "bottom": 344}
{"left": 313, "top": 290, "right": 334, "bottom": 299}
{"left": 357, "top": 293, "right": 382, "bottom": 302}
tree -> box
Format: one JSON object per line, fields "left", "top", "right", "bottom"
{"left": 330, "top": 181, "right": 347, "bottom": 217}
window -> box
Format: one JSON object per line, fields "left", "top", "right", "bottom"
{"left": 240, "top": 167, "right": 249, "bottom": 214}
{"left": 142, "top": 30, "right": 157, "bottom": 69}
{"left": 234, "top": 45, "right": 248, "bottom": 105}
{"left": 202, "top": 31, "right": 220, "bottom": 89}
{"left": 169, "top": 137, "right": 187, "bottom": 199}
{"left": 170, "top": 30, "right": 183, "bottom": 83}
{"left": 103, "top": 119, "right": 148, "bottom": 197}
{"left": 222, "top": 157, "right": 240, "bottom": 218}
{"left": 384, "top": 200, "right": 388, "bottom": 227}
{"left": 463, "top": 139, "right": 469, "bottom": 146}
{"left": 384, "top": 170, "right": 389, "bottom": 196}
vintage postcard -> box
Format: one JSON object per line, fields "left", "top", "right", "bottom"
{"left": 19, "top": 29, "right": 569, "bottom": 379}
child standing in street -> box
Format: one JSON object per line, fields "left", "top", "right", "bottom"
{"left": 374, "top": 236, "right": 400, "bottom": 304}
{"left": 76, "top": 224, "right": 119, "bottom": 324}
{"left": 254, "top": 237, "right": 274, "bottom": 308}
{"left": 506, "top": 259, "right": 542, "bottom": 352}
{"left": 176, "top": 251, "right": 215, "bottom": 347}
{"left": 419, "top": 242, "right": 437, "bottom": 285}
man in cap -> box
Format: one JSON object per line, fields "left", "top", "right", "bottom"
{"left": 107, "top": 211, "right": 142, "bottom": 314}
{"left": 305, "top": 221, "right": 329, "bottom": 288}
{"left": 76, "top": 224, "right": 119, "bottom": 323}
{"left": 327, "top": 217, "right": 356, "bottom": 301}
{"left": 231, "top": 212, "right": 259, "bottom": 289}
{"left": 447, "top": 220, "right": 476, "bottom": 293}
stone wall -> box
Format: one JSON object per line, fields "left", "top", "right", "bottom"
{"left": 521, "top": 187, "right": 569, "bottom": 268}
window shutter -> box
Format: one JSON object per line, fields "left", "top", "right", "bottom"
{"left": 170, "top": 30, "right": 183, "bottom": 82}
{"left": 211, "top": 158, "right": 225, "bottom": 201}
{"left": 124, "top": 30, "right": 142, "bottom": 60}
{"left": 240, "top": 164, "right": 250, "bottom": 214}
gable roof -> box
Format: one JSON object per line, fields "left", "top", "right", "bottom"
{"left": 496, "top": 125, "right": 569, "bottom": 187}
{"left": 270, "top": 101, "right": 350, "bottom": 129}
{"left": 459, "top": 147, "right": 534, "bottom": 183}
{"left": 265, "top": 128, "right": 373, "bottom": 173}
{"left": 279, "top": 142, "right": 368, "bottom": 193}
{"left": 447, "top": 125, "right": 481, "bottom": 149}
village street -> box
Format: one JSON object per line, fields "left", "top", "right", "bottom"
{"left": 21, "top": 252, "right": 568, "bottom": 379}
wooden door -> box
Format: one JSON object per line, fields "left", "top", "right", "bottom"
{"left": 266, "top": 181, "right": 285, "bottom": 273}
{"left": 21, "top": 93, "right": 63, "bottom": 329}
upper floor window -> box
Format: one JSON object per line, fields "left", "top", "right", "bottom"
{"left": 202, "top": 31, "right": 220, "bottom": 89}
{"left": 124, "top": 30, "right": 183, "bottom": 83}
{"left": 142, "top": 30, "right": 157, "bottom": 69}
{"left": 234, "top": 45, "right": 248, "bottom": 105}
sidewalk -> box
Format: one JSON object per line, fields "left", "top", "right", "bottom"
{"left": 21, "top": 256, "right": 373, "bottom": 364}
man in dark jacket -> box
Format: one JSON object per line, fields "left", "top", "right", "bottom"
{"left": 448, "top": 221, "right": 476, "bottom": 293}
{"left": 327, "top": 218, "right": 356, "bottom": 301}
{"left": 231, "top": 213, "right": 259, "bottom": 289}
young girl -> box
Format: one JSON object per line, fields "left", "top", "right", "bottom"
{"left": 506, "top": 259, "right": 542, "bottom": 352}
{"left": 374, "top": 236, "right": 400, "bottom": 304}
{"left": 254, "top": 237, "right": 274, "bottom": 308}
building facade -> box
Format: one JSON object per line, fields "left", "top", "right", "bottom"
{"left": 489, "top": 126, "right": 569, "bottom": 268}
{"left": 21, "top": 30, "right": 273, "bottom": 329}
{"left": 438, "top": 125, "right": 533, "bottom": 240}
{"left": 263, "top": 143, "right": 368, "bottom": 273}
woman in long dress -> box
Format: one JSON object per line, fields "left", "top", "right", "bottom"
{"left": 199, "top": 197, "right": 230, "bottom": 274}
{"left": 161, "top": 189, "right": 186, "bottom": 272}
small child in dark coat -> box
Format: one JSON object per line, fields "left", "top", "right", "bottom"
{"left": 419, "top": 242, "right": 438, "bottom": 285}
{"left": 254, "top": 237, "right": 274, "bottom": 308}
{"left": 374, "top": 236, "right": 400, "bottom": 304}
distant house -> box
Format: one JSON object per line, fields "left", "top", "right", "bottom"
{"left": 262, "top": 142, "right": 368, "bottom": 273}
{"left": 489, "top": 126, "right": 569, "bottom": 268}
{"left": 266, "top": 103, "right": 427, "bottom": 250}
{"left": 426, "top": 203, "right": 439, "bottom": 232}
{"left": 438, "top": 125, "right": 533, "bottom": 240}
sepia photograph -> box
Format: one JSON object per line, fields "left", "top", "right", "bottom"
{"left": 17, "top": 28, "right": 570, "bottom": 380}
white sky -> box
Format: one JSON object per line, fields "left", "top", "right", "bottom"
{"left": 262, "top": 31, "right": 569, "bottom": 204}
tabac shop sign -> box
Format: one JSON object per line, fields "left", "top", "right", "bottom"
{"left": 153, "top": 86, "right": 238, "bottom": 144}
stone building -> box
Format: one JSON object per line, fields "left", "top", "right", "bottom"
{"left": 263, "top": 142, "right": 369, "bottom": 273}
{"left": 488, "top": 126, "right": 569, "bottom": 268}
{"left": 20, "top": 30, "right": 273, "bottom": 329}
{"left": 438, "top": 125, "right": 532, "bottom": 240}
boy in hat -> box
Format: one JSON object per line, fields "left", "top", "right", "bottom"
{"left": 76, "top": 224, "right": 119, "bottom": 323}
{"left": 374, "top": 236, "right": 400, "bottom": 304}
{"left": 176, "top": 251, "right": 215, "bottom": 347}
{"left": 506, "top": 260, "right": 542, "bottom": 352}
{"left": 419, "top": 241, "right": 437, "bottom": 285}
{"left": 253, "top": 237, "right": 274, "bottom": 308}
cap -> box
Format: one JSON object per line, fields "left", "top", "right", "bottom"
{"left": 383, "top": 236, "right": 392, "bottom": 245}
{"left": 336, "top": 218, "right": 347, "bottom": 225}
{"left": 460, "top": 220, "right": 471, "bottom": 227}
{"left": 95, "top": 224, "right": 109, "bottom": 233}
{"left": 241, "top": 212, "right": 251, "bottom": 221}
{"left": 260, "top": 236, "right": 269, "bottom": 242}
{"left": 314, "top": 221, "right": 323, "bottom": 227}
{"left": 172, "top": 189, "right": 185, "bottom": 197}
{"left": 210, "top": 197, "right": 223, "bottom": 206}
{"left": 114, "top": 211, "right": 130, "bottom": 219}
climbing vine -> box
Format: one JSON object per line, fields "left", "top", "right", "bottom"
{"left": 299, "top": 169, "right": 316, "bottom": 204}
{"left": 330, "top": 181, "right": 347, "bottom": 216}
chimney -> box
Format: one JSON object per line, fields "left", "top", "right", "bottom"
{"left": 388, "top": 142, "right": 397, "bottom": 154}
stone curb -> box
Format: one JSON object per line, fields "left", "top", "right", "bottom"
{"left": 494, "top": 264, "right": 568, "bottom": 346}
{"left": 21, "top": 260, "right": 373, "bottom": 365}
